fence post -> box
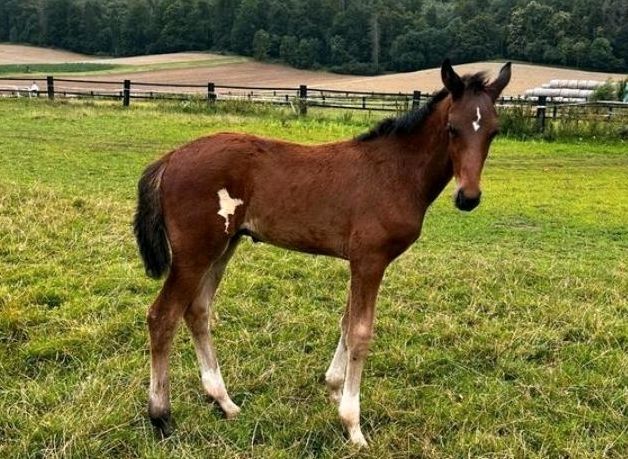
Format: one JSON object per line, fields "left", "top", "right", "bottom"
{"left": 207, "top": 82, "right": 216, "bottom": 103}
{"left": 412, "top": 90, "right": 421, "bottom": 110}
{"left": 123, "top": 79, "right": 131, "bottom": 107}
{"left": 299, "top": 84, "right": 307, "bottom": 116}
{"left": 536, "top": 95, "right": 547, "bottom": 132}
{"left": 47, "top": 76, "right": 54, "bottom": 100}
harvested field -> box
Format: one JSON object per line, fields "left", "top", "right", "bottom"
{"left": 0, "top": 44, "right": 89, "bottom": 64}
{"left": 322, "top": 62, "right": 627, "bottom": 96}
{"left": 95, "top": 52, "right": 244, "bottom": 66}
{"left": 0, "top": 44, "right": 625, "bottom": 96}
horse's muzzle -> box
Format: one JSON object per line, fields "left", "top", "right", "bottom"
{"left": 454, "top": 188, "right": 481, "bottom": 212}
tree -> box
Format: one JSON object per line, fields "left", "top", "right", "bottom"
{"left": 252, "top": 29, "right": 271, "bottom": 60}
{"left": 450, "top": 14, "right": 501, "bottom": 62}
{"left": 507, "top": 2, "right": 555, "bottom": 61}
{"left": 330, "top": 2, "right": 372, "bottom": 63}
{"left": 121, "top": 0, "right": 151, "bottom": 55}
{"left": 212, "top": 0, "right": 238, "bottom": 50}
{"left": 589, "top": 37, "right": 615, "bottom": 69}
{"left": 329, "top": 35, "right": 351, "bottom": 66}
{"left": 194, "top": 0, "right": 213, "bottom": 49}
{"left": 157, "top": 0, "right": 189, "bottom": 52}
{"left": 279, "top": 35, "right": 298, "bottom": 65}
{"left": 572, "top": 40, "right": 590, "bottom": 68}
{"left": 81, "top": 0, "right": 109, "bottom": 53}
{"left": 294, "top": 38, "right": 321, "bottom": 68}
{"left": 230, "top": 0, "right": 265, "bottom": 54}
{"left": 44, "top": 0, "right": 72, "bottom": 47}
{"left": 390, "top": 31, "right": 425, "bottom": 72}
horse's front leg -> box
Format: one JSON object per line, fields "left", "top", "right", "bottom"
{"left": 338, "top": 254, "right": 388, "bottom": 448}
{"left": 325, "top": 298, "right": 349, "bottom": 403}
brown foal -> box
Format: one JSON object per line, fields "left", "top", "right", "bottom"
{"left": 134, "top": 60, "right": 511, "bottom": 447}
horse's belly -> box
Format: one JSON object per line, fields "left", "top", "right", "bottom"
{"left": 240, "top": 216, "right": 348, "bottom": 259}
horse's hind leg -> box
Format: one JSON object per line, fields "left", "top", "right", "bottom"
{"left": 147, "top": 261, "right": 207, "bottom": 437}
{"left": 184, "top": 238, "right": 241, "bottom": 419}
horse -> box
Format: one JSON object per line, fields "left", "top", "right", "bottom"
{"left": 134, "top": 59, "right": 511, "bottom": 447}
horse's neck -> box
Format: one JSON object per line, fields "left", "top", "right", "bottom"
{"left": 398, "top": 99, "right": 454, "bottom": 207}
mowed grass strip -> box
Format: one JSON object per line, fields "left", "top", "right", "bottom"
{"left": 0, "top": 55, "right": 248, "bottom": 78}
{"left": 0, "top": 63, "right": 120, "bottom": 76}
{"left": 0, "top": 99, "right": 626, "bottom": 458}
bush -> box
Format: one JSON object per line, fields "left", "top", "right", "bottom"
{"left": 328, "top": 62, "right": 379, "bottom": 75}
{"left": 617, "top": 79, "right": 628, "bottom": 102}
{"left": 591, "top": 80, "right": 618, "bottom": 101}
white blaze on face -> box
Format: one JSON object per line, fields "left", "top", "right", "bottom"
{"left": 472, "top": 106, "right": 482, "bottom": 132}
{"left": 217, "top": 188, "right": 243, "bottom": 233}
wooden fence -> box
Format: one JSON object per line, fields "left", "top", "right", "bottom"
{"left": 1, "top": 76, "right": 627, "bottom": 131}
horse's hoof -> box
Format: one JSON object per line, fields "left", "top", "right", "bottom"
{"left": 150, "top": 412, "right": 175, "bottom": 439}
{"left": 349, "top": 433, "right": 368, "bottom": 448}
{"left": 222, "top": 400, "right": 241, "bottom": 420}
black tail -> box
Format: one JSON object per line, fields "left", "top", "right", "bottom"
{"left": 134, "top": 159, "right": 171, "bottom": 279}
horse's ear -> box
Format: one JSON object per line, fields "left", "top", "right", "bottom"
{"left": 441, "top": 58, "right": 464, "bottom": 99}
{"left": 487, "top": 62, "right": 512, "bottom": 101}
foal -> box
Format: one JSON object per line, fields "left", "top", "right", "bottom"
{"left": 134, "top": 60, "right": 511, "bottom": 447}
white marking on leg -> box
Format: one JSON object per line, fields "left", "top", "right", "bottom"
{"left": 189, "top": 296, "right": 241, "bottom": 419}
{"left": 217, "top": 188, "right": 243, "bottom": 233}
{"left": 194, "top": 342, "right": 241, "bottom": 418}
{"left": 472, "top": 106, "right": 482, "bottom": 132}
{"left": 325, "top": 333, "right": 347, "bottom": 403}
{"left": 200, "top": 364, "right": 240, "bottom": 417}
{"left": 339, "top": 373, "right": 367, "bottom": 447}
{"left": 149, "top": 366, "right": 168, "bottom": 414}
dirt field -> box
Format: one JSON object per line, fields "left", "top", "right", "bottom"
{"left": 324, "top": 62, "right": 627, "bottom": 95}
{"left": 0, "top": 44, "right": 90, "bottom": 64}
{"left": 1, "top": 44, "right": 625, "bottom": 96}
{"left": 0, "top": 44, "right": 229, "bottom": 66}
{"left": 72, "top": 61, "right": 625, "bottom": 96}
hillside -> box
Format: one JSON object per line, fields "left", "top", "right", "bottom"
{"left": 1, "top": 0, "right": 626, "bottom": 75}
{"left": 0, "top": 45, "right": 625, "bottom": 97}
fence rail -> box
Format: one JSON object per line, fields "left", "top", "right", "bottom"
{"left": 1, "top": 76, "right": 627, "bottom": 130}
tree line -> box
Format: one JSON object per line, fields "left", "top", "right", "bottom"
{"left": 1, "top": 0, "right": 626, "bottom": 74}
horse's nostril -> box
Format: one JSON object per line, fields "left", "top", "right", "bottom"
{"left": 454, "top": 189, "right": 481, "bottom": 211}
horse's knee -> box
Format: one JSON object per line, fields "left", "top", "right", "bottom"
{"left": 184, "top": 303, "right": 208, "bottom": 324}
{"left": 347, "top": 324, "right": 373, "bottom": 359}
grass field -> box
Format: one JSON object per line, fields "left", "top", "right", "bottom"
{"left": 0, "top": 56, "right": 248, "bottom": 78}
{"left": 0, "top": 63, "right": 121, "bottom": 76}
{"left": 0, "top": 99, "right": 626, "bottom": 458}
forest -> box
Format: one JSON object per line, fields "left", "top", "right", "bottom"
{"left": 0, "top": 0, "right": 626, "bottom": 74}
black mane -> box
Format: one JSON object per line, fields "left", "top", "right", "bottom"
{"left": 357, "top": 72, "right": 489, "bottom": 142}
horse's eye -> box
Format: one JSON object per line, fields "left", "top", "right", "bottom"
{"left": 448, "top": 124, "right": 458, "bottom": 136}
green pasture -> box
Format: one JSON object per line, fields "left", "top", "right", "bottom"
{"left": 0, "top": 63, "right": 120, "bottom": 76}
{"left": 0, "top": 99, "right": 626, "bottom": 458}
{"left": 0, "top": 55, "right": 248, "bottom": 78}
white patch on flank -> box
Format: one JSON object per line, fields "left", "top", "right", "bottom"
{"left": 472, "top": 106, "right": 482, "bottom": 132}
{"left": 217, "top": 188, "right": 243, "bottom": 233}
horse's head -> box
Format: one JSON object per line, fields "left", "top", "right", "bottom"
{"left": 440, "top": 59, "right": 511, "bottom": 211}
